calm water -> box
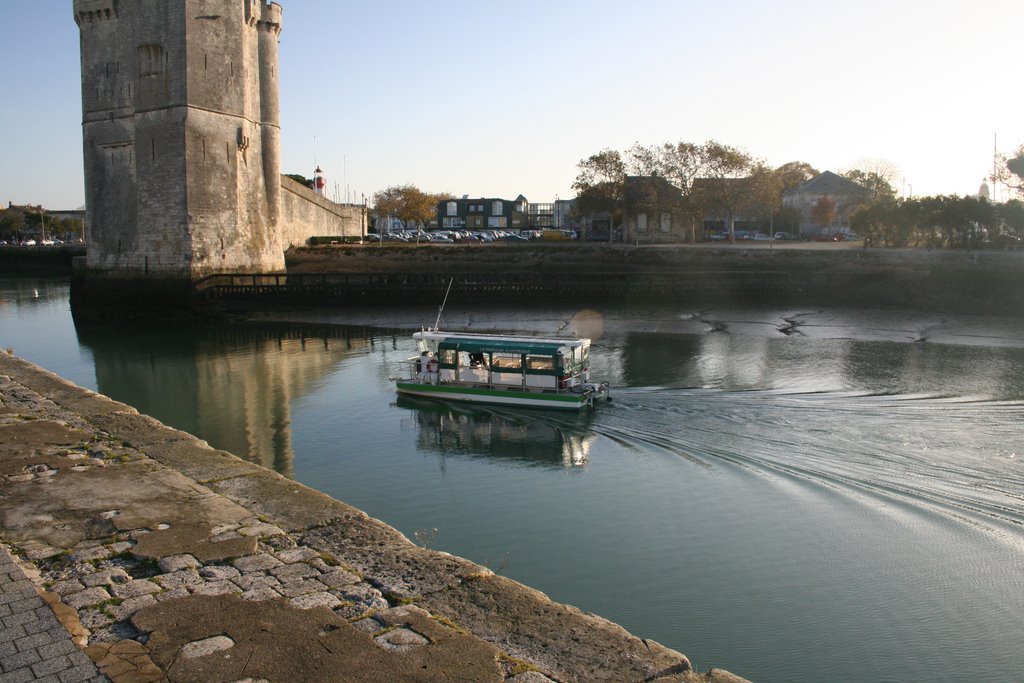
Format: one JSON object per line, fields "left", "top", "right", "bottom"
{"left": 3, "top": 276, "right": 1024, "bottom": 682}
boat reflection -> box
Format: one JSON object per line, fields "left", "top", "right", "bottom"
{"left": 395, "top": 396, "right": 597, "bottom": 468}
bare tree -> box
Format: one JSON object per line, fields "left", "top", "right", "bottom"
{"left": 993, "top": 144, "right": 1024, "bottom": 198}
{"left": 841, "top": 158, "right": 900, "bottom": 199}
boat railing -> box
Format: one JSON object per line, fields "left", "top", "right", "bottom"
{"left": 398, "top": 357, "right": 586, "bottom": 394}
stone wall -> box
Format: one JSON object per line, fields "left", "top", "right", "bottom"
{"left": 281, "top": 176, "right": 366, "bottom": 247}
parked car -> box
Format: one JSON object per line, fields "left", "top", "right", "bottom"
{"left": 752, "top": 233, "right": 771, "bottom": 241}
{"left": 773, "top": 232, "right": 796, "bottom": 241}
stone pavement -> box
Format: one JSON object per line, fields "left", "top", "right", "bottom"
{"left": 0, "top": 350, "right": 749, "bottom": 683}
{"left": 1, "top": 544, "right": 105, "bottom": 683}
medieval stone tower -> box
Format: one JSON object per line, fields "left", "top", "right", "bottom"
{"left": 73, "top": 0, "right": 291, "bottom": 278}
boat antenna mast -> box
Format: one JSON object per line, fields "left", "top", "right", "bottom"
{"left": 432, "top": 277, "right": 454, "bottom": 331}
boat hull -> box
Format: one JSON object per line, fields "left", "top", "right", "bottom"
{"left": 396, "top": 382, "right": 591, "bottom": 410}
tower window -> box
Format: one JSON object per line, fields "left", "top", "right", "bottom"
{"left": 138, "top": 44, "right": 164, "bottom": 77}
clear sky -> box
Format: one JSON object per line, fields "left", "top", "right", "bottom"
{"left": 3, "top": 0, "right": 1022, "bottom": 210}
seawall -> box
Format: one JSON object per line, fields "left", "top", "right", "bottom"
{"left": 280, "top": 243, "right": 1024, "bottom": 314}
{"left": 0, "top": 245, "right": 85, "bottom": 274}
{"left": 0, "top": 350, "right": 748, "bottom": 683}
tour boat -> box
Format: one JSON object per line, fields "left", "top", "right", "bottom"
{"left": 395, "top": 330, "right": 611, "bottom": 410}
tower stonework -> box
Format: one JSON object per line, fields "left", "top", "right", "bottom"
{"left": 73, "top": 0, "right": 358, "bottom": 291}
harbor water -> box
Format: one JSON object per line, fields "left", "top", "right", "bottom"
{"left": 3, "top": 276, "right": 1024, "bottom": 682}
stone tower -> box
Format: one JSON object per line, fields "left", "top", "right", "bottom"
{"left": 73, "top": 0, "right": 286, "bottom": 278}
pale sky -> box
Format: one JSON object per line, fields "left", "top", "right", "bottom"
{"left": 3, "top": 1, "right": 1022, "bottom": 210}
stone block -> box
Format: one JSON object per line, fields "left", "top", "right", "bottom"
{"left": 268, "top": 562, "right": 318, "bottom": 582}
{"left": 2, "top": 648, "right": 42, "bottom": 673}
{"left": 110, "top": 579, "right": 160, "bottom": 599}
{"left": 189, "top": 581, "right": 237, "bottom": 597}
{"left": 198, "top": 565, "right": 240, "bottom": 581}
{"left": 156, "top": 554, "right": 200, "bottom": 573}
{"left": 62, "top": 588, "right": 111, "bottom": 610}
{"left": 232, "top": 554, "right": 281, "bottom": 574}
{"left": 154, "top": 569, "right": 202, "bottom": 590}
{"left": 288, "top": 592, "right": 341, "bottom": 611}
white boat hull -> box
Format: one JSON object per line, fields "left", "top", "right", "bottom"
{"left": 396, "top": 382, "right": 600, "bottom": 410}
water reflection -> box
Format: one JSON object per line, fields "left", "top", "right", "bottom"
{"left": 395, "top": 396, "right": 596, "bottom": 468}
{"left": 613, "top": 330, "right": 1024, "bottom": 398}
{"left": 74, "top": 323, "right": 371, "bottom": 476}
{"left": 0, "top": 278, "right": 69, "bottom": 314}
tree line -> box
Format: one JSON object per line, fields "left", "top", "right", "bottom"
{"left": 572, "top": 140, "right": 1024, "bottom": 247}
{"left": 851, "top": 195, "right": 1024, "bottom": 249}
{"left": 571, "top": 141, "right": 899, "bottom": 239}
{"left": 0, "top": 207, "right": 83, "bottom": 242}
{"left": 850, "top": 143, "right": 1024, "bottom": 249}
{"left": 358, "top": 141, "right": 1024, "bottom": 247}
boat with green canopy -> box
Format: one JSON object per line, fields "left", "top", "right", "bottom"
{"left": 395, "top": 330, "right": 611, "bottom": 410}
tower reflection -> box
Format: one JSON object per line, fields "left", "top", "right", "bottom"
{"left": 74, "top": 322, "right": 370, "bottom": 477}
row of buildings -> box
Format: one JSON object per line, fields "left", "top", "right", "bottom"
{"left": 432, "top": 171, "right": 872, "bottom": 242}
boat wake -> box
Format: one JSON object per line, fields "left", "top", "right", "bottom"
{"left": 587, "top": 387, "right": 1024, "bottom": 545}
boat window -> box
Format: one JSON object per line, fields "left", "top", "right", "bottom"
{"left": 490, "top": 353, "right": 522, "bottom": 370}
{"left": 526, "top": 355, "right": 554, "bottom": 371}
{"left": 438, "top": 349, "right": 456, "bottom": 366}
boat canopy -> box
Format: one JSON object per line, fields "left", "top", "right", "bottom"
{"left": 414, "top": 331, "right": 588, "bottom": 358}
{"left": 436, "top": 337, "right": 566, "bottom": 356}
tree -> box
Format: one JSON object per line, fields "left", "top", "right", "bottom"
{"left": 624, "top": 143, "right": 663, "bottom": 177}
{"left": 851, "top": 199, "right": 896, "bottom": 246}
{"left": 994, "top": 145, "right": 1024, "bottom": 197}
{"left": 373, "top": 185, "right": 448, "bottom": 231}
{"left": 842, "top": 169, "right": 897, "bottom": 201}
{"left": 0, "top": 209, "right": 26, "bottom": 238}
{"left": 658, "top": 141, "right": 705, "bottom": 193}
{"left": 695, "top": 140, "right": 761, "bottom": 241}
{"left": 571, "top": 149, "right": 627, "bottom": 236}
{"left": 772, "top": 161, "right": 819, "bottom": 194}
{"left": 999, "top": 200, "right": 1024, "bottom": 235}
{"left": 810, "top": 196, "right": 836, "bottom": 228}
{"left": 841, "top": 158, "right": 900, "bottom": 200}
{"left": 284, "top": 173, "right": 315, "bottom": 189}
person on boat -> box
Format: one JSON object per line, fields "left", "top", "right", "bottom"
{"left": 417, "top": 351, "right": 430, "bottom": 382}
{"left": 469, "top": 352, "right": 485, "bottom": 367}
{"left": 426, "top": 354, "right": 439, "bottom": 384}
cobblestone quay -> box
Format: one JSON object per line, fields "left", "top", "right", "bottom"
{"left": 0, "top": 350, "right": 748, "bottom": 683}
